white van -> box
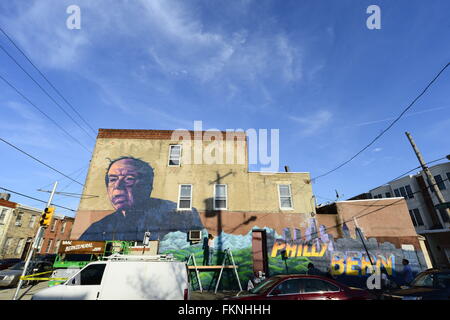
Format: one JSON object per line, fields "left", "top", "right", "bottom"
{"left": 32, "top": 255, "right": 190, "bottom": 300}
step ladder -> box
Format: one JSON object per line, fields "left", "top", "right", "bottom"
{"left": 187, "top": 248, "right": 243, "bottom": 294}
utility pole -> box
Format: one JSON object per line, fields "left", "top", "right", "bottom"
{"left": 12, "top": 181, "right": 57, "bottom": 300}
{"left": 405, "top": 132, "right": 450, "bottom": 226}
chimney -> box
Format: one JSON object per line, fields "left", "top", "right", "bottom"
{"left": 0, "top": 193, "right": 11, "bottom": 201}
{"left": 284, "top": 166, "right": 290, "bottom": 172}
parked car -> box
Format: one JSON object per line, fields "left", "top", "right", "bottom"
{"left": 0, "top": 261, "right": 53, "bottom": 288}
{"left": 382, "top": 269, "right": 450, "bottom": 300}
{"left": 228, "top": 274, "right": 374, "bottom": 300}
{"left": 0, "top": 258, "right": 22, "bottom": 271}
{"left": 32, "top": 255, "right": 190, "bottom": 300}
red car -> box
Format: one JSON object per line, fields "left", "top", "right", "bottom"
{"left": 229, "top": 275, "right": 374, "bottom": 300}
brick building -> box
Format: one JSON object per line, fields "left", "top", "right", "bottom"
{"left": 0, "top": 197, "right": 41, "bottom": 260}
{"left": 39, "top": 215, "right": 75, "bottom": 254}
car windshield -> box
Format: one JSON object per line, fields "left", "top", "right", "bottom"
{"left": 249, "top": 278, "right": 279, "bottom": 294}
{"left": 9, "top": 262, "right": 25, "bottom": 270}
{"left": 411, "top": 272, "right": 450, "bottom": 289}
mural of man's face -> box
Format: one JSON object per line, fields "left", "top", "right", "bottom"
{"left": 106, "top": 159, "right": 152, "bottom": 212}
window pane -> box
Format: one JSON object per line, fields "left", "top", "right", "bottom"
{"left": 179, "top": 199, "right": 191, "bottom": 209}
{"left": 394, "top": 189, "right": 400, "bottom": 197}
{"left": 215, "top": 199, "right": 226, "bottom": 209}
{"left": 280, "top": 198, "right": 292, "bottom": 208}
{"left": 170, "top": 145, "right": 181, "bottom": 156}
{"left": 399, "top": 187, "right": 407, "bottom": 198}
{"left": 408, "top": 210, "right": 417, "bottom": 227}
{"left": 434, "top": 175, "right": 446, "bottom": 191}
{"left": 272, "top": 279, "right": 301, "bottom": 295}
{"left": 302, "top": 279, "right": 335, "bottom": 293}
{"left": 413, "top": 209, "right": 424, "bottom": 226}
{"left": 385, "top": 192, "right": 391, "bottom": 198}
{"left": 215, "top": 185, "right": 226, "bottom": 196}
{"left": 79, "top": 264, "right": 106, "bottom": 285}
{"left": 405, "top": 185, "right": 414, "bottom": 198}
{"left": 169, "top": 159, "right": 180, "bottom": 166}
{"left": 279, "top": 185, "right": 290, "bottom": 196}
{"left": 180, "top": 185, "right": 191, "bottom": 197}
{"left": 439, "top": 208, "right": 449, "bottom": 223}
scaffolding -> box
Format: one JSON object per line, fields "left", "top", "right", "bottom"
{"left": 187, "top": 248, "right": 243, "bottom": 294}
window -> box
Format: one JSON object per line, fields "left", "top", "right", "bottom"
{"left": 405, "top": 185, "right": 414, "bottom": 199}
{"left": 385, "top": 192, "right": 392, "bottom": 198}
{"left": 61, "top": 221, "right": 67, "bottom": 233}
{"left": 70, "top": 264, "right": 106, "bottom": 286}
{"left": 15, "top": 212, "right": 23, "bottom": 226}
{"left": 270, "top": 279, "right": 302, "bottom": 295}
{"left": 178, "top": 185, "right": 192, "bottom": 210}
{"left": 15, "top": 238, "right": 25, "bottom": 255}
{"left": 446, "top": 172, "right": 450, "bottom": 186}
{"left": 28, "top": 215, "right": 37, "bottom": 228}
{"left": 214, "top": 184, "right": 227, "bottom": 210}
{"left": 46, "top": 239, "right": 53, "bottom": 253}
{"left": 399, "top": 187, "right": 407, "bottom": 199}
{"left": 3, "top": 238, "right": 13, "bottom": 253}
{"left": 51, "top": 220, "right": 57, "bottom": 232}
{"left": 394, "top": 189, "right": 401, "bottom": 197}
{"left": 439, "top": 208, "right": 449, "bottom": 223}
{"left": 54, "top": 240, "right": 61, "bottom": 254}
{"left": 301, "top": 279, "right": 340, "bottom": 293}
{"left": 409, "top": 209, "right": 424, "bottom": 227}
{"left": 168, "top": 145, "right": 182, "bottom": 166}
{"left": 434, "top": 175, "right": 446, "bottom": 191}
{"left": 0, "top": 209, "right": 7, "bottom": 224}
{"left": 278, "top": 184, "right": 293, "bottom": 209}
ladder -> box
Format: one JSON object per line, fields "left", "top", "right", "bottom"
{"left": 187, "top": 254, "right": 203, "bottom": 292}
{"left": 187, "top": 249, "right": 242, "bottom": 294}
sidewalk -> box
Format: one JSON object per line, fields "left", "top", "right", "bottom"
{"left": 0, "top": 281, "right": 49, "bottom": 300}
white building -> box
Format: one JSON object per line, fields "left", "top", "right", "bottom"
{"left": 368, "top": 162, "right": 450, "bottom": 268}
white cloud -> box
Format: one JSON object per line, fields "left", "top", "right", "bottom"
{"left": 373, "top": 147, "right": 383, "bottom": 152}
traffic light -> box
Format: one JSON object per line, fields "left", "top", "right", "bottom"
{"left": 39, "top": 207, "right": 55, "bottom": 227}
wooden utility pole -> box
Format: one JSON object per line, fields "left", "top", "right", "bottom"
{"left": 405, "top": 132, "right": 450, "bottom": 226}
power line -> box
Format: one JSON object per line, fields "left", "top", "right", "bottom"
{"left": 387, "top": 156, "right": 448, "bottom": 183}
{"left": 0, "top": 42, "right": 95, "bottom": 140}
{"left": 312, "top": 62, "right": 450, "bottom": 182}
{"left": 0, "top": 26, "right": 97, "bottom": 135}
{"left": 0, "top": 136, "right": 84, "bottom": 187}
{"left": 0, "top": 187, "right": 76, "bottom": 212}
{"left": 0, "top": 73, "right": 92, "bottom": 153}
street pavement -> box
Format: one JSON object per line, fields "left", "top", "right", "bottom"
{"left": 0, "top": 282, "right": 241, "bottom": 300}
{"left": 0, "top": 281, "right": 49, "bottom": 300}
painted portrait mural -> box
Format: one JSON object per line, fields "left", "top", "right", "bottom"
{"left": 79, "top": 156, "right": 204, "bottom": 241}
{"left": 74, "top": 154, "right": 427, "bottom": 291}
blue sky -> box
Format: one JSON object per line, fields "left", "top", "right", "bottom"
{"left": 0, "top": 0, "right": 449, "bottom": 216}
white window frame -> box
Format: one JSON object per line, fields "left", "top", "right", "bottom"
{"left": 61, "top": 221, "right": 66, "bottom": 233}
{"left": 168, "top": 144, "right": 182, "bottom": 167}
{"left": 15, "top": 238, "right": 25, "bottom": 255}
{"left": 54, "top": 240, "right": 61, "bottom": 254}
{"left": 214, "top": 184, "right": 228, "bottom": 210}
{"left": 177, "top": 184, "right": 193, "bottom": 211}
{"left": 278, "top": 184, "right": 294, "bottom": 210}
{"left": 28, "top": 215, "right": 37, "bottom": 228}
{"left": 0, "top": 208, "right": 7, "bottom": 224}
{"left": 46, "top": 239, "right": 53, "bottom": 254}
{"left": 51, "top": 219, "right": 57, "bottom": 232}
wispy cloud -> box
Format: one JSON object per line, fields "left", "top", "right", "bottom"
{"left": 353, "top": 106, "right": 448, "bottom": 127}
{"left": 289, "top": 110, "right": 333, "bottom": 136}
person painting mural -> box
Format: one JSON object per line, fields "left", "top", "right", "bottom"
{"left": 202, "top": 234, "right": 215, "bottom": 265}
{"left": 402, "top": 259, "right": 414, "bottom": 286}
{"left": 80, "top": 157, "right": 204, "bottom": 241}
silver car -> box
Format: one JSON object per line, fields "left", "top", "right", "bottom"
{"left": 0, "top": 261, "right": 53, "bottom": 287}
